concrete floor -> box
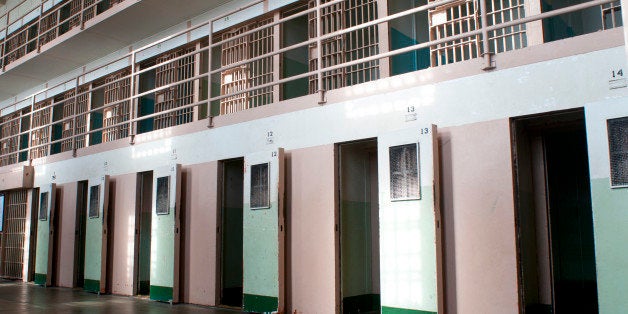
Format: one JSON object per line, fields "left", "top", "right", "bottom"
{"left": 0, "top": 280, "right": 245, "bottom": 313}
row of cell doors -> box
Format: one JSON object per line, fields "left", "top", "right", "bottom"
{"left": 217, "top": 127, "right": 441, "bottom": 313}
{"left": 32, "top": 165, "right": 182, "bottom": 300}
{"left": 24, "top": 126, "right": 442, "bottom": 313}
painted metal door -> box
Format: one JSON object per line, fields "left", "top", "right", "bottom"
{"left": 242, "top": 148, "right": 285, "bottom": 313}
{"left": 34, "top": 184, "right": 56, "bottom": 286}
{"left": 377, "top": 125, "right": 442, "bottom": 314}
{"left": 149, "top": 164, "right": 181, "bottom": 303}
{"left": 83, "top": 175, "right": 110, "bottom": 293}
{"left": 584, "top": 102, "right": 628, "bottom": 313}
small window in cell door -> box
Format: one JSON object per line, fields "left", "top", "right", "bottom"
{"left": 156, "top": 176, "right": 170, "bottom": 215}
{"left": 389, "top": 143, "right": 420, "bottom": 200}
{"left": 607, "top": 117, "right": 628, "bottom": 188}
{"left": 39, "top": 192, "right": 48, "bottom": 221}
{"left": 89, "top": 185, "right": 100, "bottom": 218}
{"left": 250, "top": 163, "right": 270, "bottom": 209}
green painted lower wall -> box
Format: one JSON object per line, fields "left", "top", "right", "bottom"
{"left": 150, "top": 285, "right": 173, "bottom": 302}
{"left": 382, "top": 306, "right": 436, "bottom": 314}
{"left": 590, "top": 178, "right": 628, "bottom": 313}
{"left": 243, "top": 293, "right": 278, "bottom": 313}
{"left": 243, "top": 200, "right": 279, "bottom": 299}
{"left": 83, "top": 279, "right": 100, "bottom": 293}
{"left": 33, "top": 273, "right": 46, "bottom": 285}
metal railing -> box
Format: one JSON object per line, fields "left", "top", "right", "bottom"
{"left": 0, "top": 0, "right": 124, "bottom": 69}
{"left": 0, "top": 0, "right": 621, "bottom": 166}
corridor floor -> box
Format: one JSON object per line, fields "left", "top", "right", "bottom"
{"left": 0, "top": 280, "right": 244, "bottom": 313}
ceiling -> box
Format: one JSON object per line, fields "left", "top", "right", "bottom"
{"left": 0, "top": 0, "right": 230, "bottom": 102}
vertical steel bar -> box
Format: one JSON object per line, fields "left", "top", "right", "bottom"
{"left": 129, "top": 51, "right": 136, "bottom": 144}
{"left": 316, "top": 0, "right": 325, "bottom": 104}
{"left": 479, "top": 0, "right": 494, "bottom": 69}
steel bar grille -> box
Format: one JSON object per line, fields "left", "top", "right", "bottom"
{"left": 308, "top": 0, "right": 379, "bottom": 93}
{"left": 4, "top": 29, "right": 28, "bottom": 66}
{"left": 59, "top": 87, "right": 89, "bottom": 152}
{"left": 218, "top": 18, "right": 274, "bottom": 115}
{"left": 429, "top": 0, "right": 481, "bottom": 66}
{"left": 30, "top": 100, "right": 52, "bottom": 159}
{"left": 0, "top": 113, "right": 20, "bottom": 166}
{"left": 154, "top": 46, "right": 196, "bottom": 130}
{"left": 102, "top": 71, "right": 131, "bottom": 143}
{"left": 83, "top": 0, "right": 97, "bottom": 22}
{"left": 39, "top": 11, "right": 59, "bottom": 47}
{"left": 486, "top": 0, "right": 527, "bottom": 53}
{"left": 602, "top": 1, "right": 622, "bottom": 29}
{"left": 1, "top": 190, "right": 27, "bottom": 280}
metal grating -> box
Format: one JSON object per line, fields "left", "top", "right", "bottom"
{"left": 89, "top": 185, "right": 100, "bottom": 218}
{"left": 156, "top": 176, "right": 170, "bottom": 215}
{"left": 30, "top": 100, "right": 52, "bottom": 160}
{"left": 218, "top": 18, "right": 274, "bottom": 114}
{"left": 4, "top": 28, "right": 28, "bottom": 66}
{"left": 308, "top": 0, "right": 379, "bottom": 93}
{"left": 429, "top": 0, "right": 480, "bottom": 66}
{"left": 602, "top": 1, "right": 623, "bottom": 30}
{"left": 389, "top": 143, "right": 420, "bottom": 200}
{"left": 0, "top": 113, "right": 21, "bottom": 166}
{"left": 102, "top": 71, "right": 131, "bottom": 143}
{"left": 82, "top": 0, "right": 98, "bottom": 22}
{"left": 486, "top": 0, "right": 527, "bottom": 53}
{"left": 1, "top": 190, "right": 27, "bottom": 280}
{"left": 154, "top": 46, "right": 197, "bottom": 130}
{"left": 59, "top": 87, "right": 89, "bottom": 152}
{"left": 607, "top": 117, "right": 628, "bottom": 187}
{"left": 38, "top": 11, "right": 59, "bottom": 47}
{"left": 38, "top": 192, "right": 48, "bottom": 221}
{"left": 250, "top": 163, "right": 270, "bottom": 209}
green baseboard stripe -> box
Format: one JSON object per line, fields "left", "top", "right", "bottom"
{"left": 150, "top": 285, "right": 173, "bottom": 302}
{"left": 243, "top": 293, "right": 278, "bottom": 312}
{"left": 83, "top": 279, "right": 100, "bottom": 293}
{"left": 382, "top": 306, "right": 437, "bottom": 314}
{"left": 33, "top": 273, "right": 46, "bottom": 285}
{"left": 343, "top": 294, "right": 380, "bottom": 313}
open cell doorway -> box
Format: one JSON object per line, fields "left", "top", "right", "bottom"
{"left": 512, "top": 109, "right": 598, "bottom": 313}
{"left": 218, "top": 159, "right": 244, "bottom": 308}
{"left": 135, "top": 171, "right": 153, "bottom": 296}
{"left": 337, "top": 140, "right": 381, "bottom": 313}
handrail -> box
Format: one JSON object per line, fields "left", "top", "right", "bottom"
{"left": 0, "top": 0, "right": 621, "bottom": 164}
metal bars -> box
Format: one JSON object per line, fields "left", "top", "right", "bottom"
{"left": 0, "top": 0, "right": 123, "bottom": 69}
{"left": 30, "top": 100, "right": 51, "bottom": 159}
{"left": 102, "top": 71, "right": 131, "bottom": 143}
{"left": 59, "top": 87, "right": 89, "bottom": 152}
{"left": 1, "top": 190, "right": 27, "bottom": 280}
{"left": 0, "top": 0, "right": 623, "bottom": 167}
{"left": 602, "top": 1, "right": 622, "bottom": 29}
{"left": 0, "top": 113, "right": 20, "bottom": 166}
{"left": 429, "top": 0, "right": 480, "bottom": 66}
{"left": 486, "top": 0, "right": 527, "bottom": 53}
{"left": 154, "top": 46, "right": 197, "bottom": 130}
{"left": 218, "top": 18, "right": 274, "bottom": 115}
{"left": 308, "top": 0, "right": 379, "bottom": 93}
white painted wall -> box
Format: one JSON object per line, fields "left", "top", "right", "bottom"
{"left": 31, "top": 46, "right": 628, "bottom": 187}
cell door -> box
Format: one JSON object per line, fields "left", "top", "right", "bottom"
{"left": 34, "top": 184, "right": 56, "bottom": 286}
{"left": 149, "top": 164, "right": 181, "bottom": 303}
{"left": 377, "top": 125, "right": 442, "bottom": 314}
{"left": 83, "top": 175, "right": 110, "bottom": 293}
{"left": 242, "top": 148, "right": 285, "bottom": 313}
{"left": 584, "top": 103, "right": 628, "bottom": 313}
